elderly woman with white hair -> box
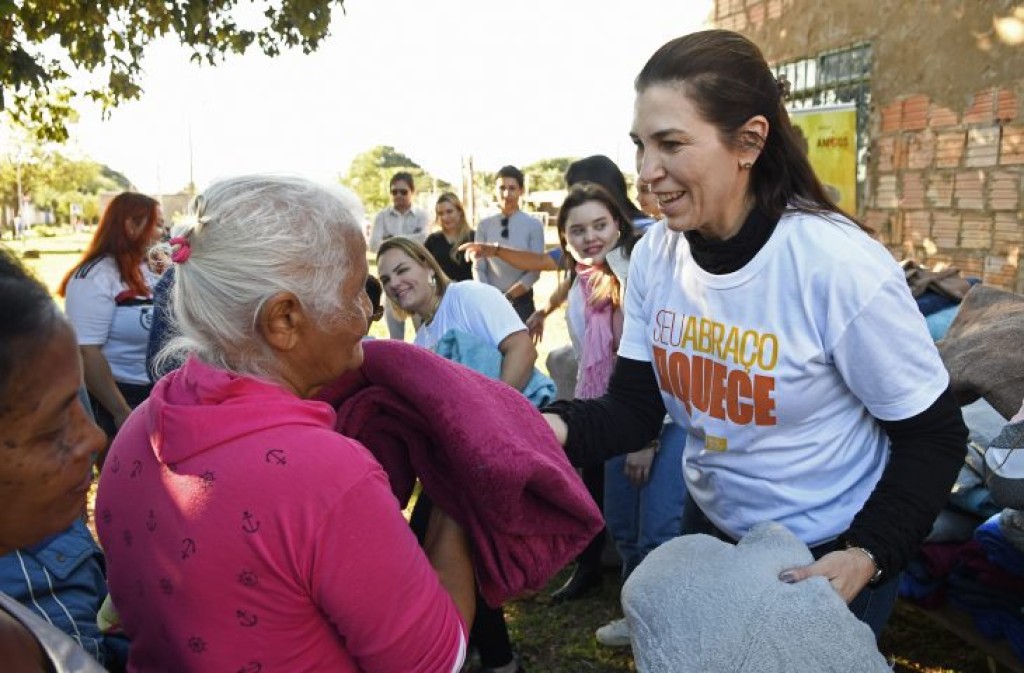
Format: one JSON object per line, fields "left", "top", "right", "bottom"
{"left": 96, "top": 175, "right": 475, "bottom": 673}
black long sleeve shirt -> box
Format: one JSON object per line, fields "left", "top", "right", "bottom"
{"left": 543, "top": 208, "right": 968, "bottom": 580}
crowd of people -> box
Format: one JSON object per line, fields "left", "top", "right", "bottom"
{"left": 0, "top": 28, "right": 972, "bottom": 673}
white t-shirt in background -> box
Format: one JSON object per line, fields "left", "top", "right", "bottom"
{"left": 65, "top": 256, "right": 156, "bottom": 385}
{"left": 414, "top": 281, "right": 526, "bottom": 351}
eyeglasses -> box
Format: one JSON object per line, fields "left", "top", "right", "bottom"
{"left": 500, "top": 217, "right": 509, "bottom": 238}
{"left": 391, "top": 189, "right": 409, "bottom": 196}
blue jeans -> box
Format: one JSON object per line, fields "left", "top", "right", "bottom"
{"left": 680, "top": 492, "right": 898, "bottom": 638}
{"left": 604, "top": 420, "right": 687, "bottom": 580}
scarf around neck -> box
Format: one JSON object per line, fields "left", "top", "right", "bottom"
{"left": 573, "top": 264, "right": 620, "bottom": 399}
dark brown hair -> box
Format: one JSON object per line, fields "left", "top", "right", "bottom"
{"left": 636, "top": 29, "right": 868, "bottom": 232}
{"left": 556, "top": 182, "right": 638, "bottom": 307}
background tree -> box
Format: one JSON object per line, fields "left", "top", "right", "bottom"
{"left": 1, "top": 126, "right": 130, "bottom": 227}
{"left": 521, "top": 157, "right": 577, "bottom": 192}
{"left": 341, "top": 145, "right": 451, "bottom": 214}
{"left": 2, "top": 0, "right": 347, "bottom": 142}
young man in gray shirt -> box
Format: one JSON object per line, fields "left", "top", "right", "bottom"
{"left": 473, "top": 165, "right": 545, "bottom": 321}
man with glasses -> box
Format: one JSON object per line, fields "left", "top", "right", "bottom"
{"left": 369, "top": 172, "right": 429, "bottom": 339}
{"left": 474, "top": 165, "right": 545, "bottom": 322}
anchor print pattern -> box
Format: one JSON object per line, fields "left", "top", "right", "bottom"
{"left": 199, "top": 470, "right": 216, "bottom": 489}
{"left": 264, "top": 449, "right": 287, "bottom": 466}
{"left": 146, "top": 510, "right": 157, "bottom": 532}
{"left": 237, "top": 570, "right": 258, "bottom": 588}
{"left": 241, "top": 511, "right": 261, "bottom": 534}
{"left": 130, "top": 459, "right": 143, "bottom": 478}
{"left": 236, "top": 663, "right": 262, "bottom": 673}
{"left": 181, "top": 538, "right": 196, "bottom": 560}
{"left": 236, "top": 609, "right": 259, "bottom": 628}
{"left": 187, "top": 636, "right": 206, "bottom": 654}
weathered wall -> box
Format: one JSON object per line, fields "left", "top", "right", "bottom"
{"left": 715, "top": 0, "right": 1024, "bottom": 291}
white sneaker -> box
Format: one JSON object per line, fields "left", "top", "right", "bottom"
{"left": 595, "top": 617, "right": 631, "bottom": 648}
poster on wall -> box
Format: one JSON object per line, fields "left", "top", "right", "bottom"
{"left": 789, "top": 105, "right": 857, "bottom": 213}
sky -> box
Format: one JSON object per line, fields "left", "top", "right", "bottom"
{"left": 64, "top": 0, "right": 712, "bottom": 195}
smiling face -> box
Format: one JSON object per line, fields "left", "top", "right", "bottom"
{"left": 377, "top": 247, "right": 437, "bottom": 319}
{"left": 562, "top": 200, "right": 621, "bottom": 267}
{"left": 0, "top": 321, "right": 105, "bottom": 555}
{"left": 631, "top": 84, "right": 760, "bottom": 239}
{"left": 436, "top": 200, "right": 462, "bottom": 236}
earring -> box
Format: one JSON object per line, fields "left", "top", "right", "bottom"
{"left": 429, "top": 275, "right": 437, "bottom": 287}
{"left": 741, "top": 161, "right": 753, "bottom": 170}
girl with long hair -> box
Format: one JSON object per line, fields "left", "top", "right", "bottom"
{"left": 424, "top": 192, "right": 475, "bottom": 282}
{"left": 60, "top": 192, "right": 163, "bottom": 438}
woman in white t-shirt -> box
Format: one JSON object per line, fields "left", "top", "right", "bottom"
{"left": 542, "top": 29, "right": 967, "bottom": 639}
{"left": 377, "top": 235, "right": 535, "bottom": 673}
{"left": 377, "top": 236, "right": 536, "bottom": 391}
{"left": 59, "top": 192, "right": 163, "bottom": 439}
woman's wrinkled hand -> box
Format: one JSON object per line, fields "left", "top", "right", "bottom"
{"left": 624, "top": 445, "right": 656, "bottom": 486}
{"left": 777, "top": 548, "right": 876, "bottom": 603}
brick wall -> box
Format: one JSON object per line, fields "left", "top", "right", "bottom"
{"left": 713, "top": 0, "right": 1024, "bottom": 292}
{"left": 869, "top": 89, "right": 1022, "bottom": 290}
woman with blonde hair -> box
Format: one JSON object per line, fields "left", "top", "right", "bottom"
{"left": 378, "top": 235, "right": 537, "bottom": 673}
{"left": 377, "top": 236, "right": 536, "bottom": 391}
{"left": 425, "top": 192, "right": 475, "bottom": 282}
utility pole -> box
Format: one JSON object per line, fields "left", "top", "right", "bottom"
{"left": 14, "top": 154, "right": 22, "bottom": 221}
{"left": 468, "top": 155, "right": 476, "bottom": 224}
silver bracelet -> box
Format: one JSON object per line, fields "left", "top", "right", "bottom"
{"left": 846, "top": 544, "right": 883, "bottom": 584}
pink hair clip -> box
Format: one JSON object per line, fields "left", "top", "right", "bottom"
{"left": 169, "top": 236, "right": 192, "bottom": 264}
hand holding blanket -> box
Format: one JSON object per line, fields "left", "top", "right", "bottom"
{"left": 316, "top": 339, "right": 603, "bottom": 607}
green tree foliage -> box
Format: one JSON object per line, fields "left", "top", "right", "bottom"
{"left": 521, "top": 157, "right": 578, "bottom": 191}
{"left": 1, "top": 139, "right": 128, "bottom": 225}
{"left": 341, "top": 145, "right": 451, "bottom": 214}
{"left": 1, "top": 0, "right": 347, "bottom": 141}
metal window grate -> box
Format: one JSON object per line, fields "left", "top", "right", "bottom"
{"left": 773, "top": 43, "right": 872, "bottom": 210}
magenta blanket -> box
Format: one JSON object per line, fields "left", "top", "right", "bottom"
{"left": 316, "top": 339, "right": 604, "bottom": 607}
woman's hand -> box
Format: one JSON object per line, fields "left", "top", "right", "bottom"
{"left": 525, "top": 310, "right": 546, "bottom": 344}
{"left": 624, "top": 446, "right": 656, "bottom": 486}
{"left": 458, "top": 241, "right": 498, "bottom": 261}
{"left": 778, "top": 548, "right": 877, "bottom": 603}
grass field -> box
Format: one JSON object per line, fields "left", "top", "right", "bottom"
{"left": 4, "top": 229, "right": 1004, "bottom": 672}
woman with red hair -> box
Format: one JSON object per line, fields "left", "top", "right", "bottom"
{"left": 60, "top": 192, "right": 163, "bottom": 438}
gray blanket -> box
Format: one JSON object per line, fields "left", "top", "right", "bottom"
{"left": 622, "top": 522, "right": 891, "bottom": 673}
{"left": 938, "top": 285, "right": 1024, "bottom": 419}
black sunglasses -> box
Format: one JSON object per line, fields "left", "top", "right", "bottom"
{"left": 500, "top": 216, "right": 509, "bottom": 238}
{"left": 391, "top": 188, "right": 409, "bottom": 196}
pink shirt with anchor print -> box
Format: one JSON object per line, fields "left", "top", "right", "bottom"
{"left": 96, "top": 357, "right": 466, "bottom": 673}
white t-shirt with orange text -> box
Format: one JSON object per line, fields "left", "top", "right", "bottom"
{"left": 619, "top": 211, "right": 948, "bottom": 546}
